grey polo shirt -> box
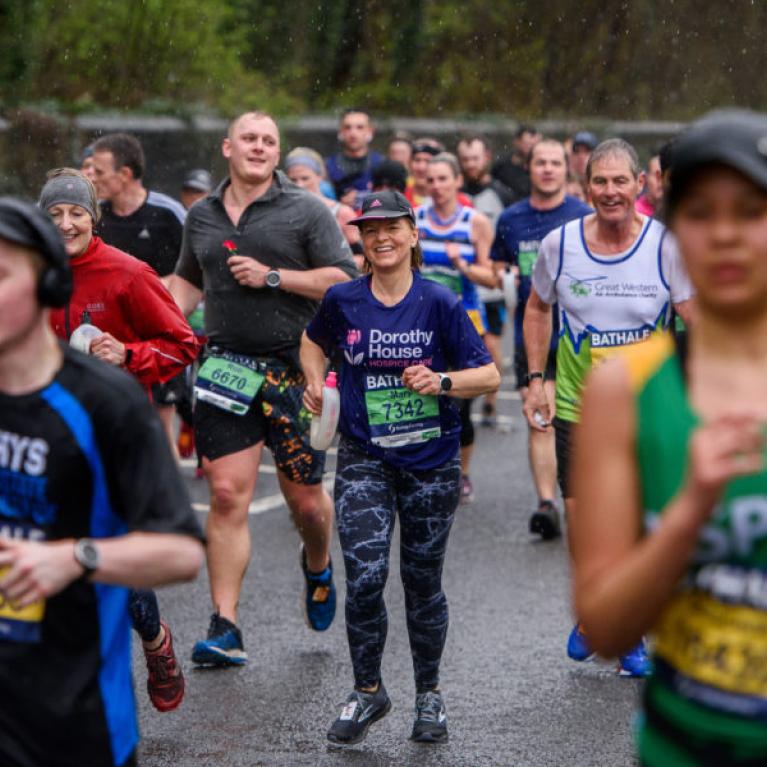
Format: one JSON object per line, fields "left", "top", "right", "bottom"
{"left": 176, "top": 171, "right": 356, "bottom": 358}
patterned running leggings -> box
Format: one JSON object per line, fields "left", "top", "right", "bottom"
{"left": 334, "top": 437, "right": 461, "bottom": 692}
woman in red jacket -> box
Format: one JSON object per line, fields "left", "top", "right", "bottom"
{"left": 39, "top": 167, "right": 199, "bottom": 716}
{"left": 42, "top": 168, "right": 198, "bottom": 391}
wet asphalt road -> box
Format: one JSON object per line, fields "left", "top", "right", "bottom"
{"left": 134, "top": 365, "right": 640, "bottom": 767}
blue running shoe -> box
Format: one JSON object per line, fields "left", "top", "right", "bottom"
{"left": 618, "top": 640, "right": 652, "bottom": 678}
{"left": 301, "top": 547, "right": 336, "bottom": 632}
{"left": 567, "top": 623, "right": 595, "bottom": 662}
{"left": 191, "top": 613, "right": 247, "bottom": 666}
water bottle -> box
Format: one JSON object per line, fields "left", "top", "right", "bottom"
{"left": 69, "top": 323, "right": 102, "bottom": 354}
{"left": 310, "top": 371, "right": 340, "bottom": 451}
{"left": 502, "top": 266, "right": 518, "bottom": 314}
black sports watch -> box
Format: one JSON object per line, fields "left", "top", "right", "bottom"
{"left": 265, "top": 269, "right": 281, "bottom": 288}
{"left": 526, "top": 371, "right": 544, "bottom": 385}
{"left": 438, "top": 373, "right": 453, "bottom": 394}
{"left": 74, "top": 538, "right": 100, "bottom": 579}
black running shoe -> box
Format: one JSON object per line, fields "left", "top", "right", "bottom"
{"left": 411, "top": 690, "right": 448, "bottom": 743}
{"left": 327, "top": 684, "right": 391, "bottom": 745}
{"left": 529, "top": 499, "right": 561, "bottom": 540}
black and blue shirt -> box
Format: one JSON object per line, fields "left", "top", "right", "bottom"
{"left": 0, "top": 346, "right": 202, "bottom": 767}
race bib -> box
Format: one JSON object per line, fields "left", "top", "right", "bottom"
{"left": 0, "top": 565, "right": 45, "bottom": 644}
{"left": 421, "top": 266, "right": 463, "bottom": 297}
{"left": 654, "top": 582, "right": 767, "bottom": 713}
{"left": 195, "top": 351, "right": 265, "bottom": 415}
{"left": 518, "top": 249, "right": 538, "bottom": 278}
{"left": 365, "top": 382, "right": 441, "bottom": 448}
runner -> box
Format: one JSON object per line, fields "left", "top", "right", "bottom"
{"left": 523, "top": 137, "right": 694, "bottom": 675}
{"left": 300, "top": 190, "right": 499, "bottom": 745}
{"left": 387, "top": 131, "right": 413, "bottom": 169}
{"left": 40, "top": 168, "right": 199, "bottom": 713}
{"left": 80, "top": 144, "right": 96, "bottom": 183}
{"left": 491, "top": 139, "right": 591, "bottom": 538}
{"left": 416, "top": 152, "right": 496, "bottom": 502}
{"left": 325, "top": 108, "right": 383, "bottom": 207}
{"left": 571, "top": 109, "right": 767, "bottom": 764}
{"left": 0, "top": 197, "right": 203, "bottom": 767}
{"left": 457, "top": 133, "right": 516, "bottom": 425}
{"left": 285, "top": 146, "right": 363, "bottom": 265}
{"left": 636, "top": 151, "right": 663, "bottom": 218}
{"left": 405, "top": 138, "right": 443, "bottom": 207}
{"left": 180, "top": 168, "right": 213, "bottom": 210}
{"left": 91, "top": 132, "right": 189, "bottom": 454}
{"left": 491, "top": 124, "right": 541, "bottom": 201}
{"left": 568, "top": 130, "right": 599, "bottom": 191}
{"left": 170, "top": 111, "right": 357, "bottom": 665}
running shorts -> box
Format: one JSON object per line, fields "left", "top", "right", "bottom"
{"left": 195, "top": 360, "right": 325, "bottom": 484}
{"left": 483, "top": 300, "right": 506, "bottom": 337}
{"left": 553, "top": 416, "right": 574, "bottom": 499}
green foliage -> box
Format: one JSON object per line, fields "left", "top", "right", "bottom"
{"left": 2, "top": 0, "right": 767, "bottom": 118}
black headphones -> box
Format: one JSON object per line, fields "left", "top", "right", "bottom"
{"left": 0, "top": 197, "right": 73, "bottom": 308}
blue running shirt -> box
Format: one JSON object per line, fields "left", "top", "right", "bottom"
{"left": 306, "top": 272, "right": 492, "bottom": 470}
{"left": 491, "top": 196, "right": 591, "bottom": 347}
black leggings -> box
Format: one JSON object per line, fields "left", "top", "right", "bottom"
{"left": 334, "top": 437, "right": 460, "bottom": 692}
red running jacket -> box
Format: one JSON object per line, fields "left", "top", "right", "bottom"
{"left": 50, "top": 236, "right": 199, "bottom": 388}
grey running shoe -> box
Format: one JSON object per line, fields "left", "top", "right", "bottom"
{"left": 411, "top": 690, "right": 448, "bottom": 743}
{"left": 327, "top": 684, "right": 391, "bottom": 745}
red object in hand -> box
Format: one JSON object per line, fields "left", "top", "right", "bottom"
{"left": 222, "top": 240, "right": 238, "bottom": 254}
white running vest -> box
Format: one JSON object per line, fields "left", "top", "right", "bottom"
{"left": 553, "top": 215, "right": 673, "bottom": 421}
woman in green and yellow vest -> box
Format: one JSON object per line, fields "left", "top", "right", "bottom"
{"left": 571, "top": 109, "right": 767, "bottom": 766}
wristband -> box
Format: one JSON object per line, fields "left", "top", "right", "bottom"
{"left": 525, "top": 371, "right": 544, "bottom": 385}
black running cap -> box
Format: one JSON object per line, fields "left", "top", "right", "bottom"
{"left": 411, "top": 141, "right": 441, "bottom": 157}
{"left": 348, "top": 190, "right": 415, "bottom": 225}
{"left": 0, "top": 197, "right": 66, "bottom": 266}
{"left": 669, "top": 109, "right": 767, "bottom": 209}
{"left": 572, "top": 131, "right": 598, "bottom": 151}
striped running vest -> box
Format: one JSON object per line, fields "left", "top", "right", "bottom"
{"left": 416, "top": 204, "right": 486, "bottom": 334}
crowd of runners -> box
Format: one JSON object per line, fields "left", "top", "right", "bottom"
{"left": 1, "top": 104, "right": 766, "bottom": 766}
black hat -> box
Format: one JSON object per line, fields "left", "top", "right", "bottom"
{"left": 668, "top": 109, "right": 767, "bottom": 210}
{"left": 572, "top": 131, "right": 598, "bottom": 151}
{"left": 0, "top": 197, "right": 72, "bottom": 307}
{"left": 182, "top": 168, "right": 213, "bottom": 192}
{"left": 371, "top": 160, "right": 408, "bottom": 192}
{"left": 411, "top": 141, "right": 442, "bottom": 157}
{"left": 348, "top": 190, "right": 415, "bottom": 226}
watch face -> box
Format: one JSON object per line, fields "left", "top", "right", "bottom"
{"left": 76, "top": 539, "right": 100, "bottom": 571}
{"left": 440, "top": 374, "right": 452, "bottom": 392}
{"left": 266, "top": 270, "right": 281, "bottom": 287}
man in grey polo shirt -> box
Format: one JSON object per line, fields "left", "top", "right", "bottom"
{"left": 171, "top": 110, "right": 357, "bottom": 666}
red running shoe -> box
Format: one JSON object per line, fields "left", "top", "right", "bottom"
{"left": 144, "top": 621, "right": 185, "bottom": 712}
{"left": 177, "top": 422, "right": 195, "bottom": 459}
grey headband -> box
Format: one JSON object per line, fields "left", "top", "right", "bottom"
{"left": 285, "top": 155, "right": 323, "bottom": 176}
{"left": 39, "top": 175, "right": 97, "bottom": 221}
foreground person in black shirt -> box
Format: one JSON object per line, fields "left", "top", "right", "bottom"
{"left": 0, "top": 197, "right": 204, "bottom": 767}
